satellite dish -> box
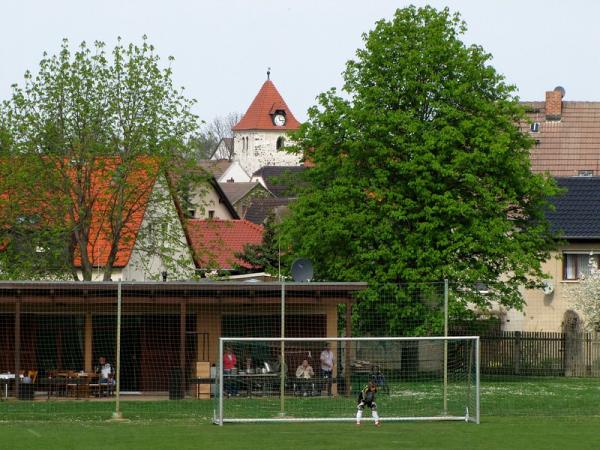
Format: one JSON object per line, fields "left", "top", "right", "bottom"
{"left": 291, "top": 258, "right": 314, "bottom": 282}
{"left": 542, "top": 280, "right": 554, "bottom": 296}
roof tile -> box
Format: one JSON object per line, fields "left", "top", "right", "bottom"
{"left": 186, "top": 219, "right": 264, "bottom": 269}
{"left": 547, "top": 177, "right": 600, "bottom": 239}
{"left": 232, "top": 80, "right": 301, "bottom": 131}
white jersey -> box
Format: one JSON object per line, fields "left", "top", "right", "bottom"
{"left": 320, "top": 349, "right": 333, "bottom": 371}
{"left": 100, "top": 363, "right": 113, "bottom": 380}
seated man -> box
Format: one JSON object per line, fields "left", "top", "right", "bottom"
{"left": 295, "top": 359, "right": 314, "bottom": 396}
{"left": 94, "top": 356, "right": 115, "bottom": 396}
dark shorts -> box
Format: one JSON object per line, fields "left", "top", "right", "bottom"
{"left": 357, "top": 400, "right": 377, "bottom": 410}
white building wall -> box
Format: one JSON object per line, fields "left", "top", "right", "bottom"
{"left": 77, "top": 268, "right": 124, "bottom": 281}
{"left": 217, "top": 161, "right": 251, "bottom": 183}
{"left": 188, "top": 184, "right": 234, "bottom": 220}
{"left": 233, "top": 130, "right": 302, "bottom": 175}
{"left": 122, "top": 178, "right": 196, "bottom": 281}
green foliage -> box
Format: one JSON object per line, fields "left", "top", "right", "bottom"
{"left": 188, "top": 132, "right": 219, "bottom": 160}
{"left": 235, "top": 213, "right": 287, "bottom": 276}
{"left": 0, "top": 37, "right": 201, "bottom": 280}
{"left": 282, "top": 6, "right": 560, "bottom": 333}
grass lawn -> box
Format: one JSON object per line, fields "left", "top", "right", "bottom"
{"left": 1, "top": 378, "right": 600, "bottom": 449}
{"left": 1, "top": 417, "right": 599, "bottom": 450}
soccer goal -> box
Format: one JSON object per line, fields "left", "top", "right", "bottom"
{"left": 214, "top": 336, "right": 479, "bottom": 425}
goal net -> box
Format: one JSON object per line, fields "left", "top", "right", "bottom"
{"left": 215, "top": 336, "right": 479, "bottom": 425}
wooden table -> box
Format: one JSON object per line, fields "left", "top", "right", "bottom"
{"left": 45, "top": 372, "right": 99, "bottom": 399}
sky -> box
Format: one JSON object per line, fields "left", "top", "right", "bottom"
{"left": 1, "top": 0, "right": 599, "bottom": 123}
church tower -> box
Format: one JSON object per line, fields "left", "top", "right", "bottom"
{"left": 232, "top": 74, "right": 302, "bottom": 175}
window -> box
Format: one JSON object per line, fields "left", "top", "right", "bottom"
{"left": 530, "top": 122, "right": 540, "bottom": 133}
{"left": 563, "top": 253, "right": 600, "bottom": 280}
{"left": 208, "top": 210, "right": 215, "bottom": 219}
{"left": 187, "top": 209, "right": 196, "bottom": 218}
{"left": 276, "top": 136, "right": 285, "bottom": 150}
{"left": 578, "top": 170, "right": 594, "bottom": 177}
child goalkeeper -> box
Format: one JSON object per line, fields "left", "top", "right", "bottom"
{"left": 356, "top": 381, "right": 380, "bottom": 426}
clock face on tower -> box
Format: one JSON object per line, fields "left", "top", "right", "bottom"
{"left": 273, "top": 113, "right": 286, "bottom": 126}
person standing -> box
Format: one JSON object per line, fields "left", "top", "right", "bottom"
{"left": 320, "top": 343, "right": 334, "bottom": 396}
{"left": 223, "top": 347, "right": 238, "bottom": 396}
{"left": 356, "top": 381, "right": 381, "bottom": 427}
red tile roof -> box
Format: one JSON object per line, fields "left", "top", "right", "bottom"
{"left": 232, "top": 80, "right": 301, "bottom": 131}
{"left": 72, "top": 159, "right": 157, "bottom": 268}
{"left": 186, "top": 219, "right": 264, "bottom": 269}
{"left": 522, "top": 100, "right": 600, "bottom": 176}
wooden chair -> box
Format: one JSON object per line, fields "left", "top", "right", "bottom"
{"left": 66, "top": 371, "right": 79, "bottom": 398}
{"left": 88, "top": 373, "right": 101, "bottom": 397}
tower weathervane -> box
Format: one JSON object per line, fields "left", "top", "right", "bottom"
{"left": 267, "top": 67, "right": 271, "bottom": 80}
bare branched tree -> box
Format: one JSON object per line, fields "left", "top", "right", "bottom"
{"left": 209, "top": 112, "right": 242, "bottom": 160}
{"left": 189, "top": 112, "right": 241, "bottom": 161}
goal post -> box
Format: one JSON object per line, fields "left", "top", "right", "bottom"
{"left": 215, "top": 336, "right": 480, "bottom": 425}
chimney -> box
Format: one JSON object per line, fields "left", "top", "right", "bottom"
{"left": 545, "top": 86, "right": 565, "bottom": 121}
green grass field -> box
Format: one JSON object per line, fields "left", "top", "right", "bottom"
{"left": 1, "top": 378, "right": 600, "bottom": 449}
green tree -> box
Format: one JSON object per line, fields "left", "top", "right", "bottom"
{"left": 0, "top": 38, "right": 202, "bottom": 281}
{"left": 282, "top": 6, "right": 560, "bottom": 334}
{"left": 235, "top": 213, "right": 286, "bottom": 277}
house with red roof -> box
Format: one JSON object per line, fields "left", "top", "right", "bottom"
{"left": 74, "top": 173, "right": 197, "bottom": 282}
{"left": 231, "top": 75, "right": 302, "bottom": 175}
{"left": 105, "top": 169, "right": 262, "bottom": 279}
{"left": 0, "top": 156, "right": 262, "bottom": 281}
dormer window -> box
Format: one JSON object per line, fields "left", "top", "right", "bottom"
{"left": 530, "top": 122, "right": 540, "bottom": 133}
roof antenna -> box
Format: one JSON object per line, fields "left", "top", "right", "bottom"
{"left": 267, "top": 67, "right": 271, "bottom": 80}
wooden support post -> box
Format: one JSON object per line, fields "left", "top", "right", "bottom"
{"left": 326, "top": 304, "right": 339, "bottom": 396}
{"left": 14, "top": 301, "right": 21, "bottom": 397}
{"left": 345, "top": 301, "right": 352, "bottom": 396}
{"left": 180, "top": 302, "right": 186, "bottom": 370}
{"left": 84, "top": 312, "right": 93, "bottom": 373}
{"left": 180, "top": 302, "right": 187, "bottom": 391}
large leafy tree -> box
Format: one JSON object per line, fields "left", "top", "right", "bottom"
{"left": 282, "top": 6, "right": 560, "bottom": 334}
{"left": 0, "top": 38, "right": 202, "bottom": 281}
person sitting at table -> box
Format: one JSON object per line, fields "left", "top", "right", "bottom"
{"left": 295, "top": 359, "right": 315, "bottom": 396}
{"left": 94, "top": 356, "right": 115, "bottom": 395}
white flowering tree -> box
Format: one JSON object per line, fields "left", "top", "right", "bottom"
{"left": 569, "top": 253, "right": 600, "bottom": 331}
